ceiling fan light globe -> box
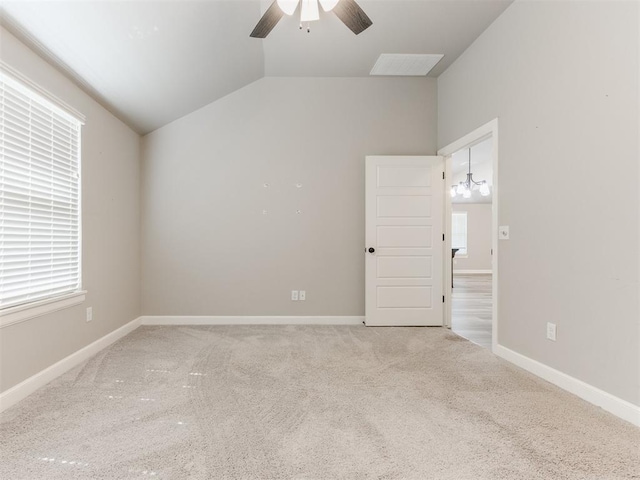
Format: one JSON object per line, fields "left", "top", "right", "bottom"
{"left": 479, "top": 182, "right": 490, "bottom": 196}
{"left": 319, "top": 0, "right": 340, "bottom": 11}
{"left": 450, "top": 187, "right": 457, "bottom": 198}
{"left": 456, "top": 183, "right": 466, "bottom": 195}
{"left": 301, "top": 0, "right": 320, "bottom": 21}
{"left": 463, "top": 189, "right": 472, "bottom": 199}
{"left": 277, "top": 0, "right": 299, "bottom": 16}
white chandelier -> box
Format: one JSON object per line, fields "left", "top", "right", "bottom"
{"left": 451, "top": 148, "right": 490, "bottom": 199}
{"left": 277, "top": 0, "right": 340, "bottom": 31}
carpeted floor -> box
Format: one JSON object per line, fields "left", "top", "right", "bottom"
{"left": 1, "top": 325, "right": 638, "bottom": 479}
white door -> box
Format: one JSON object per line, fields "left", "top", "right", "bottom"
{"left": 365, "top": 156, "right": 444, "bottom": 326}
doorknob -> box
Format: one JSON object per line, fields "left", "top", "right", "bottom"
{"left": 368, "top": 247, "right": 375, "bottom": 253}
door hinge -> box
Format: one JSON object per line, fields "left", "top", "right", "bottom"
{"left": 442, "top": 295, "right": 445, "bottom": 303}
{"left": 442, "top": 172, "right": 445, "bottom": 179}
{"left": 442, "top": 234, "right": 445, "bottom": 241}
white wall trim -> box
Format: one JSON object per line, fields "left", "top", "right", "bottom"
{"left": 0, "top": 60, "right": 86, "bottom": 124}
{"left": 0, "top": 317, "right": 141, "bottom": 413}
{"left": 437, "top": 119, "right": 498, "bottom": 157}
{"left": 0, "top": 291, "right": 87, "bottom": 329}
{"left": 140, "top": 316, "right": 365, "bottom": 326}
{"left": 494, "top": 344, "right": 640, "bottom": 427}
{"left": 453, "top": 269, "right": 492, "bottom": 274}
{"left": 438, "top": 118, "right": 499, "bottom": 345}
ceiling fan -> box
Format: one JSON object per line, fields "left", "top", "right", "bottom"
{"left": 250, "top": 0, "right": 372, "bottom": 38}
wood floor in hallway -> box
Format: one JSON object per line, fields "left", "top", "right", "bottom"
{"left": 451, "top": 273, "right": 492, "bottom": 349}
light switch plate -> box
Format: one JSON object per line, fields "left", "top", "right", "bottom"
{"left": 499, "top": 226, "right": 510, "bottom": 240}
{"left": 546, "top": 322, "right": 557, "bottom": 341}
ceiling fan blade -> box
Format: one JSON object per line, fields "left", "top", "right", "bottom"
{"left": 332, "top": 0, "right": 372, "bottom": 35}
{"left": 250, "top": 2, "right": 285, "bottom": 38}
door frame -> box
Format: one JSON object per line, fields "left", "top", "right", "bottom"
{"left": 437, "top": 119, "right": 499, "bottom": 352}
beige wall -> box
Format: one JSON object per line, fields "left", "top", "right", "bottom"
{"left": 438, "top": 0, "right": 639, "bottom": 405}
{"left": 453, "top": 203, "right": 492, "bottom": 272}
{"left": 0, "top": 28, "right": 141, "bottom": 393}
{"left": 142, "top": 77, "right": 437, "bottom": 316}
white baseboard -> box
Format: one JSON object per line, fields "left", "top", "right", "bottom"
{"left": 0, "top": 317, "right": 142, "bottom": 413}
{"left": 453, "top": 269, "right": 492, "bottom": 274}
{"left": 494, "top": 344, "right": 640, "bottom": 427}
{"left": 140, "top": 316, "right": 365, "bottom": 326}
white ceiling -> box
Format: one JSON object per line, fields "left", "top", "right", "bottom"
{"left": 0, "top": 1, "right": 264, "bottom": 134}
{"left": 262, "top": 0, "right": 512, "bottom": 77}
{"left": 0, "top": 0, "right": 513, "bottom": 135}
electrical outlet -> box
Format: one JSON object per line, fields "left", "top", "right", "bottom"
{"left": 291, "top": 290, "right": 299, "bottom": 301}
{"left": 86, "top": 307, "right": 93, "bottom": 322}
{"left": 299, "top": 290, "right": 306, "bottom": 301}
{"left": 546, "top": 322, "right": 556, "bottom": 341}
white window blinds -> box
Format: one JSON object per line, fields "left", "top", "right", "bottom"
{"left": 451, "top": 212, "right": 467, "bottom": 255}
{"left": 0, "top": 72, "right": 82, "bottom": 310}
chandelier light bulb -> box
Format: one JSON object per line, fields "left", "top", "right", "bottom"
{"left": 452, "top": 148, "right": 489, "bottom": 200}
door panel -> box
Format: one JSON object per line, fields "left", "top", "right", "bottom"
{"left": 377, "top": 226, "right": 432, "bottom": 247}
{"left": 377, "top": 166, "right": 431, "bottom": 187}
{"left": 377, "top": 195, "right": 431, "bottom": 218}
{"left": 376, "top": 256, "right": 432, "bottom": 278}
{"left": 365, "top": 156, "right": 444, "bottom": 326}
{"left": 377, "top": 286, "right": 433, "bottom": 308}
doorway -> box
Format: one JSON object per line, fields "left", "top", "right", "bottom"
{"left": 438, "top": 120, "right": 498, "bottom": 352}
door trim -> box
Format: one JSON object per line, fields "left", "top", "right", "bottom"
{"left": 437, "top": 119, "right": 499, "bottom": 352}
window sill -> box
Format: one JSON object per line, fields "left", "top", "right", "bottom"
{"left": 0, "top": 291, "right": 87, "bottom": 329}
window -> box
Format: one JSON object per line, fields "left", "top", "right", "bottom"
{"left": 451, "top": 212, "right": 467, "bottom": 255}
{"left": 0, "top": 70, "right": 84, "bottom": 322}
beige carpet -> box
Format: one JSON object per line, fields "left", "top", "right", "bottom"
{"left": 1, "top": 325, "right": 638, "bottom": 479}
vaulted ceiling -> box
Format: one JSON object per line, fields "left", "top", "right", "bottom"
{"left": 0, "top": 0, "right": 512, "bottom": 135}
